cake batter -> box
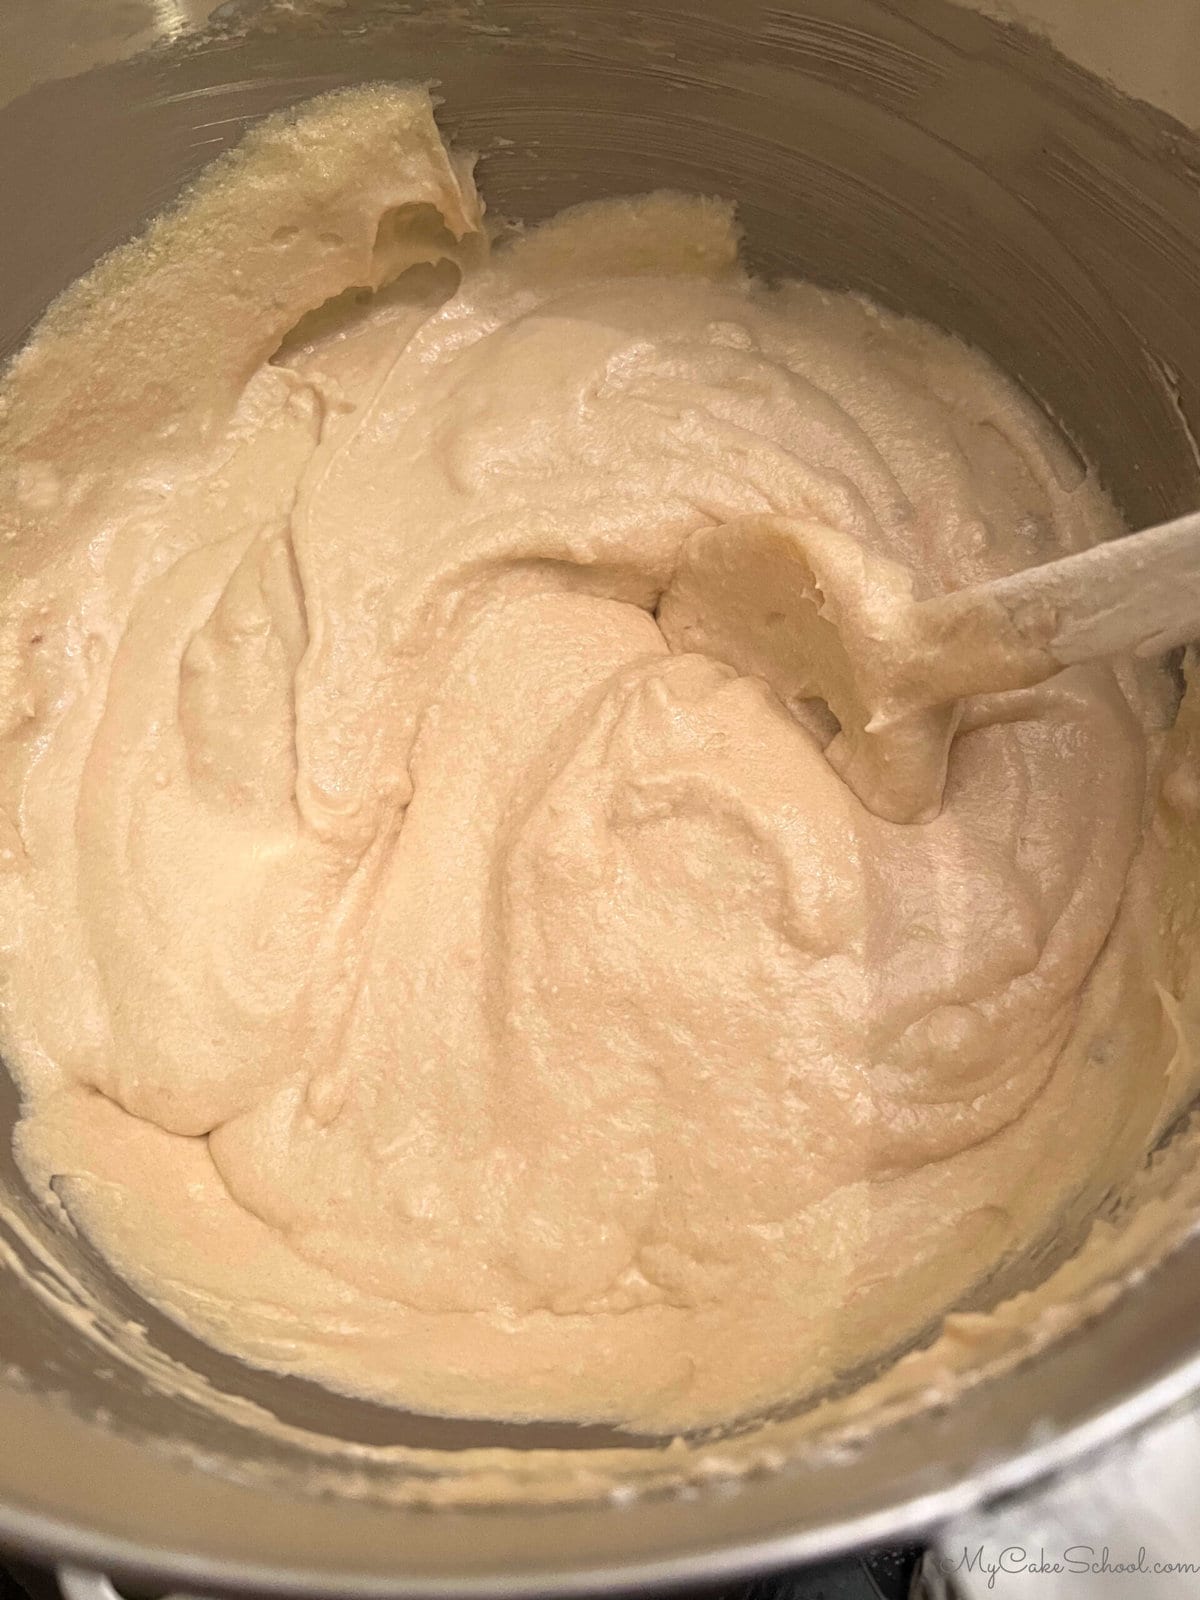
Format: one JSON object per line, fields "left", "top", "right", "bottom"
{"left": 0, "top": 87, "right": 1193, "bottom": 1432}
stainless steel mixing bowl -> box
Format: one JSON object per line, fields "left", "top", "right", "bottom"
{"left": 3, "top": 2, "right": 1200, "bottom": 1594}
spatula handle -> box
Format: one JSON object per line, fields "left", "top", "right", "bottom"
{"left": 906, "top": 511, "right": 1200, "bottom": 711}
{"left": 973, "top": 511, "right": 1200, "bottom": 665}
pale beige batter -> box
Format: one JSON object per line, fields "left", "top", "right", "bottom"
{"left": 0, "top": 86, "right": 1195, "bottom": 1434}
